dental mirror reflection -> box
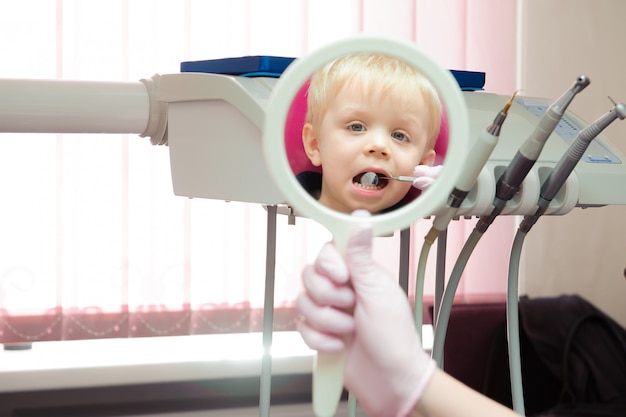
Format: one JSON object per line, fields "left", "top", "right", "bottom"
{"left": 285, "top": 52, "right": 449, "bottom": 215}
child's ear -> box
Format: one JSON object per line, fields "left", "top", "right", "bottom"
{"left": 302, "top": 123, "right": 322, "bottom": 167}
{"left": 420, "top": 149, "right": 436, "bottom": 166}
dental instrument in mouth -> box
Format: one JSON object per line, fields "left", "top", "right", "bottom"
{"left": 359, "top": 172, "right": 415, "bottom": 186}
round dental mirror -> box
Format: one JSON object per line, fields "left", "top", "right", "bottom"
{"left": 263, "top": 35, "right": 470, "bottom": 417}
{"left": 264, "top": 35, "right": 470, "bottom": 253}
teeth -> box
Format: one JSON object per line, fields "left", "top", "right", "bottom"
{"left": 355, "top": 182, "right": 381, "bottom": 190}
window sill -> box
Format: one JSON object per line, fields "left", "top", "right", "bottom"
{"left": 0, "top": 326, "right": 434, "bottom": 394}
{"left": 0, "top": 332, "right": 313, "bottom": 393}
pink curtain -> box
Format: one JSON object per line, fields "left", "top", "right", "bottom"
{"left": 0, "top": 0, "right": 517, "bottom": 344}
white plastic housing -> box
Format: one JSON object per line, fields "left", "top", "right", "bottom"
{"left": 157, "top": 74, "right": 626, "bottom": 216}
{"left": 157, "top": 73, "right": 286, "bottom": 205}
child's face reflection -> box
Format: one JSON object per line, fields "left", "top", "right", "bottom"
{"left": 303, "top": 83, "right": 435, "bottom": 214}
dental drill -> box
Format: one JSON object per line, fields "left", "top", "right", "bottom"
{"left": 437, "top": 91, "right": 519, "bottom": 230}
{"left": 519, "top": 98, "right": 626, "bottom": 233}
{"left": 476, "top": 75, "right": 591, "bottom": 233}
{"left": 506, "top": 99, "right": 626, "bottom": 414}
{"left": 431, "top": 75, "right": 591, "bottom": 372}
{"left": 413, "top": 91, "right": 517, "bottom": 339}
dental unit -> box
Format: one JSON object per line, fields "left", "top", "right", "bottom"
{"left": 2, "top": 45, "right": 626, "bottom": 417}
{"left": 1, "top": 73, "right": 622, "bottom": 213}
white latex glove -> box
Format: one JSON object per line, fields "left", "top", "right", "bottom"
{"left": 412, "top": 164, "right": 443, "bottom": 191}
{"left": 297, "top": 211, "right": 436, "bottom": 417}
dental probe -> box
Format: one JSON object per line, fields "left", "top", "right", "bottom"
{"left": 381, "top": 175, "right": 417, "bottom": 182}
{"left": 475, "top": 75, "right": 590, "bottom": 233}
{"left": 359, "top": 172, "right": 416, "bottom": 185}
{"left": 413, "top": 91, "right": 516, "bottom": 339}
{"left": 519, "top": 98, "right": 626, "bottom": 233}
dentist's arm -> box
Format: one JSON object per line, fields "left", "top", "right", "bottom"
{"left": 297, "top": 211, "right": 520, "bottom": 417}
{"left": 416, "top": 371, "right": 521, "bottom": 417}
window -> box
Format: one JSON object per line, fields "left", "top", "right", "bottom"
{"left": 0, "top": 0, "right": 516, "bottom": 344}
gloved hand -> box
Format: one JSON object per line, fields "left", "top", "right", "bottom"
{"left": 297, "top": 210, "right": 436, "bottom": 417}
{"left": 412, "top": 164, "right": 443, "bottom": 191}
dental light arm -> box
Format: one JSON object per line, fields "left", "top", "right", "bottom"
{"left": 0, "top": 75, "right": 167, "bottom": 145}
{"left": 519, "top": 99, "right": 626, "bottom": 232}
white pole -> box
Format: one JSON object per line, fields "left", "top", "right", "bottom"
{"left": 0, "top": 78, "right": 150, "bottom": 135}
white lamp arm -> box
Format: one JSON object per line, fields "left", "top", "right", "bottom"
{"left": 0, "top": 74, "right": 167, "bottom": 145}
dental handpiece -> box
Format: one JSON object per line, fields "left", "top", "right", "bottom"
{"left": 519, "top": 99, "right": 626, "bottom": 232}
{"left": 431, "top": 91, "right": 518, "bottom": 234}
{"left": 475, "top": 75, "right": 590, "bottom": 233}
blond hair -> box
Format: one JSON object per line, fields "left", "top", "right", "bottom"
{"left": 305, "top": 52, "right": 442, "bottom": 148}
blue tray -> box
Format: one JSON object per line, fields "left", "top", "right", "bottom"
{"left": 181, "top": 55, "right": 485, "bottom": 90}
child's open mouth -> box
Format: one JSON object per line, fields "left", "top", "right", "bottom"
{"left": 353, "top": 172, "right": 389, "bottom": 189}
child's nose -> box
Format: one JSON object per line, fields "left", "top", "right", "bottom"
{"left": 365, "top": 129, "right": 390, "bottom": 158}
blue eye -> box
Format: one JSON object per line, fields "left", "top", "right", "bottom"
{"left": 392, "top": 131, "right": 408, "bottom": 142}
{"left": 348, "top": 123, "right": 365, "bottom": 132}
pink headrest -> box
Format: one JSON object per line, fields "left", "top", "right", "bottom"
{"left": 285, "top": 81, "right": 449, "bottom": 175}
{"left": 434, "top": 109, "right": 448, "bottom": 165}
{"left": 285, "top": 81, "right": 320, "bottom": 175}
